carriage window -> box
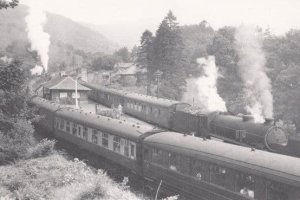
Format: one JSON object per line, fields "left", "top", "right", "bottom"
{"left": 60, "top": 119, "right": 65, "bottom": 130}
{"left": 113, "top": 136, "right": 121, "bottom": 153}
{"left": 144, "top": 148, "right": 151, "bottom": 161}
{"left": 190, "top": 159, "right": 206, "bottom": 181}
{"left": 83, "top": 127, "right": 88, "bottom": 140}
{"left": 78, "top": 126, "right": 82, "bottom": 137}
{"left": 169, "top": 153, "right": 178, "bottom": 171}
{"left": 152, "top": 148, "right": 168, "bottom": 167}
{"left": 56, "top": 118, "right": 60, "bottom": 128}
{"left": 72, "top": 123, "right": 77, "bottom": 135}
{"left": 66, "top": 121, "right": 70, "bottom": 133}
{"left": 146, "top": 106, "right": 150, "bottom": 114}
{"left": 266, "top": 181, "right": 287, "bottom": 200}
{"left": 210, "top": 165, "right": 226, "bottom": 187}
{"left": 130, "top": 143, "right": 135, "bottom": 158}
{"left": 124, "top": 140, "right": 130, "bottom": 157}
{"left": 92, "top": 129, "right": 98, "bottom": 144}
{"left": 102, "top": 133, "right": 108, "bottom": 148}
{"left": 236, "top": 173, "right": 255, "bottom": 199}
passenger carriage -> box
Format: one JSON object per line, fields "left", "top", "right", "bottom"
{"left": 123, "top": 93, "right": 190, "bottom": 128}
{"left": 79, "top": 81, "right": 126, "bottom": 107}
{"left": 54, "top": 107, "right": 155, "bottom": 172}
{"left": 142, "top": 132, "right": 300, "bottom": 200}
{"left": 30, "top": 96, "right": 61, "bottom": 133}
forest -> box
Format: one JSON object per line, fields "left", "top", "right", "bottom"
{"left": 136, "top": 11, "right": 300, "bottom": 132}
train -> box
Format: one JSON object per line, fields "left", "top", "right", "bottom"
{"left": 79, "top": 81, "right": 289, "bottom": 153}
{"left": 30, "top": 96, "right": 300, "bottom": 200}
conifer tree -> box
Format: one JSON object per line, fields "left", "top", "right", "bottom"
{"left": 153, "top": 11, "right": 187, "bottom": 100}
{"left": 137, "top": 30, "right": 154, "bottom": 94}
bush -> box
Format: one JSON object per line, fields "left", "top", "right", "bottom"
{"left": 0, "top": 119, "right": 35, "bottom": 164}
{"left": 26, "top": 139, "right": 56, "bottom": 159}
{"left": 0, "top": 118, "right": 56, "bottom": 164}
{"left": 0, "top": 155, "right": 149, "bottom": 200}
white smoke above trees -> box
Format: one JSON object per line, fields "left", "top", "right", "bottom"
{"left": 30, "top": 65, "right": 44, "bottom": 75}
{"left": 234, "top": 25, "right": 273, "bottom": 123}
{"left": 25, "top": 0, "right": 50, "bottom": 74}
{"left": 196, "top": 56, "right": 227, "bottom": 112}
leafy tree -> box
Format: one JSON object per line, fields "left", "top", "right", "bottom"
{"left": 0, "top": 59, "right": 44, "bottom": 164}
{"left": 0, "top": 0, "right": 18, "bottom": 9}
{"left": 181, "top": 21, "right": 215, "bottom": 76}
{"left": 153, "top": 11, "right": 187, "bottom": 100}
{"left": 130, "top": 45, "right": 138, "bottom": 62}
{"left": 113, "top": 47, "right": 130, "bottom": 63}
{"left": 273, "top": 63, "right": 300, "bottom": 130}
{"left": 91, "top": 54, "right": 118, "bottom": 71}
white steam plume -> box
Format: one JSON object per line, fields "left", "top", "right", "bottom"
{"left": 25, "top": 0, "right": 50, "bottom": 74}
{"left": 196, "top": 56, "right": 227, "bottom": 112}
{"left": 30, "top": 65, "right": 44, "bottom": 75}
{"left": 235, "top": 25, "right": 273, "bottom": 123}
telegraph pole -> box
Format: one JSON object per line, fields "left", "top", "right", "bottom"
{"left": 154, "top": 70, "right": 163, "bottom": 97}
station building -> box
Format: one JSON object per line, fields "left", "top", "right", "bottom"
{"left": 42, "top": 76, "right": 91, "bottom": 105}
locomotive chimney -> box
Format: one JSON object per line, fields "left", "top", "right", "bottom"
{"left": 242, "top": 115, "right": 254, "bottom": 122}
{"left": 264, "top": 118, "right": 274, "bottom": 125}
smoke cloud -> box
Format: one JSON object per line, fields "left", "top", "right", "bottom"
{"left": 30, "top": 65, "right": 44, "bottom": 75}
{"left": 235, "top": 25, "right": 273, "bottom": 123}
{"left": 25, "top": 0, "right": 50, "bottom": 74}
{"left": 196, "top": 56, "right": 227, "bottom": 112}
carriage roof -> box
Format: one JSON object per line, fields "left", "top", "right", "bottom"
{"left": 144, "top": 131, "right": 300, "bottom": 186}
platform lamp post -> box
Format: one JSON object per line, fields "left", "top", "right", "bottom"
{"left": 154, "top": 70, "right": 163, "bottom": 97}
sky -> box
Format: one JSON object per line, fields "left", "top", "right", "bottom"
{"left": 21, "top": 0, "right": 300, "bottom": 46}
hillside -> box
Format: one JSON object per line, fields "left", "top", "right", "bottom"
{"left": 45, "top": 12, "right": 119, "bottom": 53}
{"left": 0, "top": 4, "right": 118, "bottom": 68}
{"left": 82, "top": 19, "right": 159, "bottom": 48}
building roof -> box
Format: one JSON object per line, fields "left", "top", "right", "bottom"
{"left": 43, "top": 76, "right": 91, "bottom": 91}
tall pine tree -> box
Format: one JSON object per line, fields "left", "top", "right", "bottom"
{"left": 137, "top": 30, "right": 154, "bottom": 95}
{"left": 153, "top": 11, "right": 187, "bottom": 100}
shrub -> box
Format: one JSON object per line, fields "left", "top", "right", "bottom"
{"left": 26, "top": 139, "right": 56, "bottom": 159}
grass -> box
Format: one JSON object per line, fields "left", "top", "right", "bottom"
{"left": 0, "top": 154, "right": 150, "bottom": 200}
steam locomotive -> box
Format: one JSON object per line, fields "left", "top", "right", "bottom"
{"left": 30, "top": 96, "right": 300, "bottom": 200}
{"left": 79, "top": 81, "right": 289, "bottom": 153}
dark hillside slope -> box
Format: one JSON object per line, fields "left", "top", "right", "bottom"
{"left": 0, "top": 5, "right": 118, "bottom": 64}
